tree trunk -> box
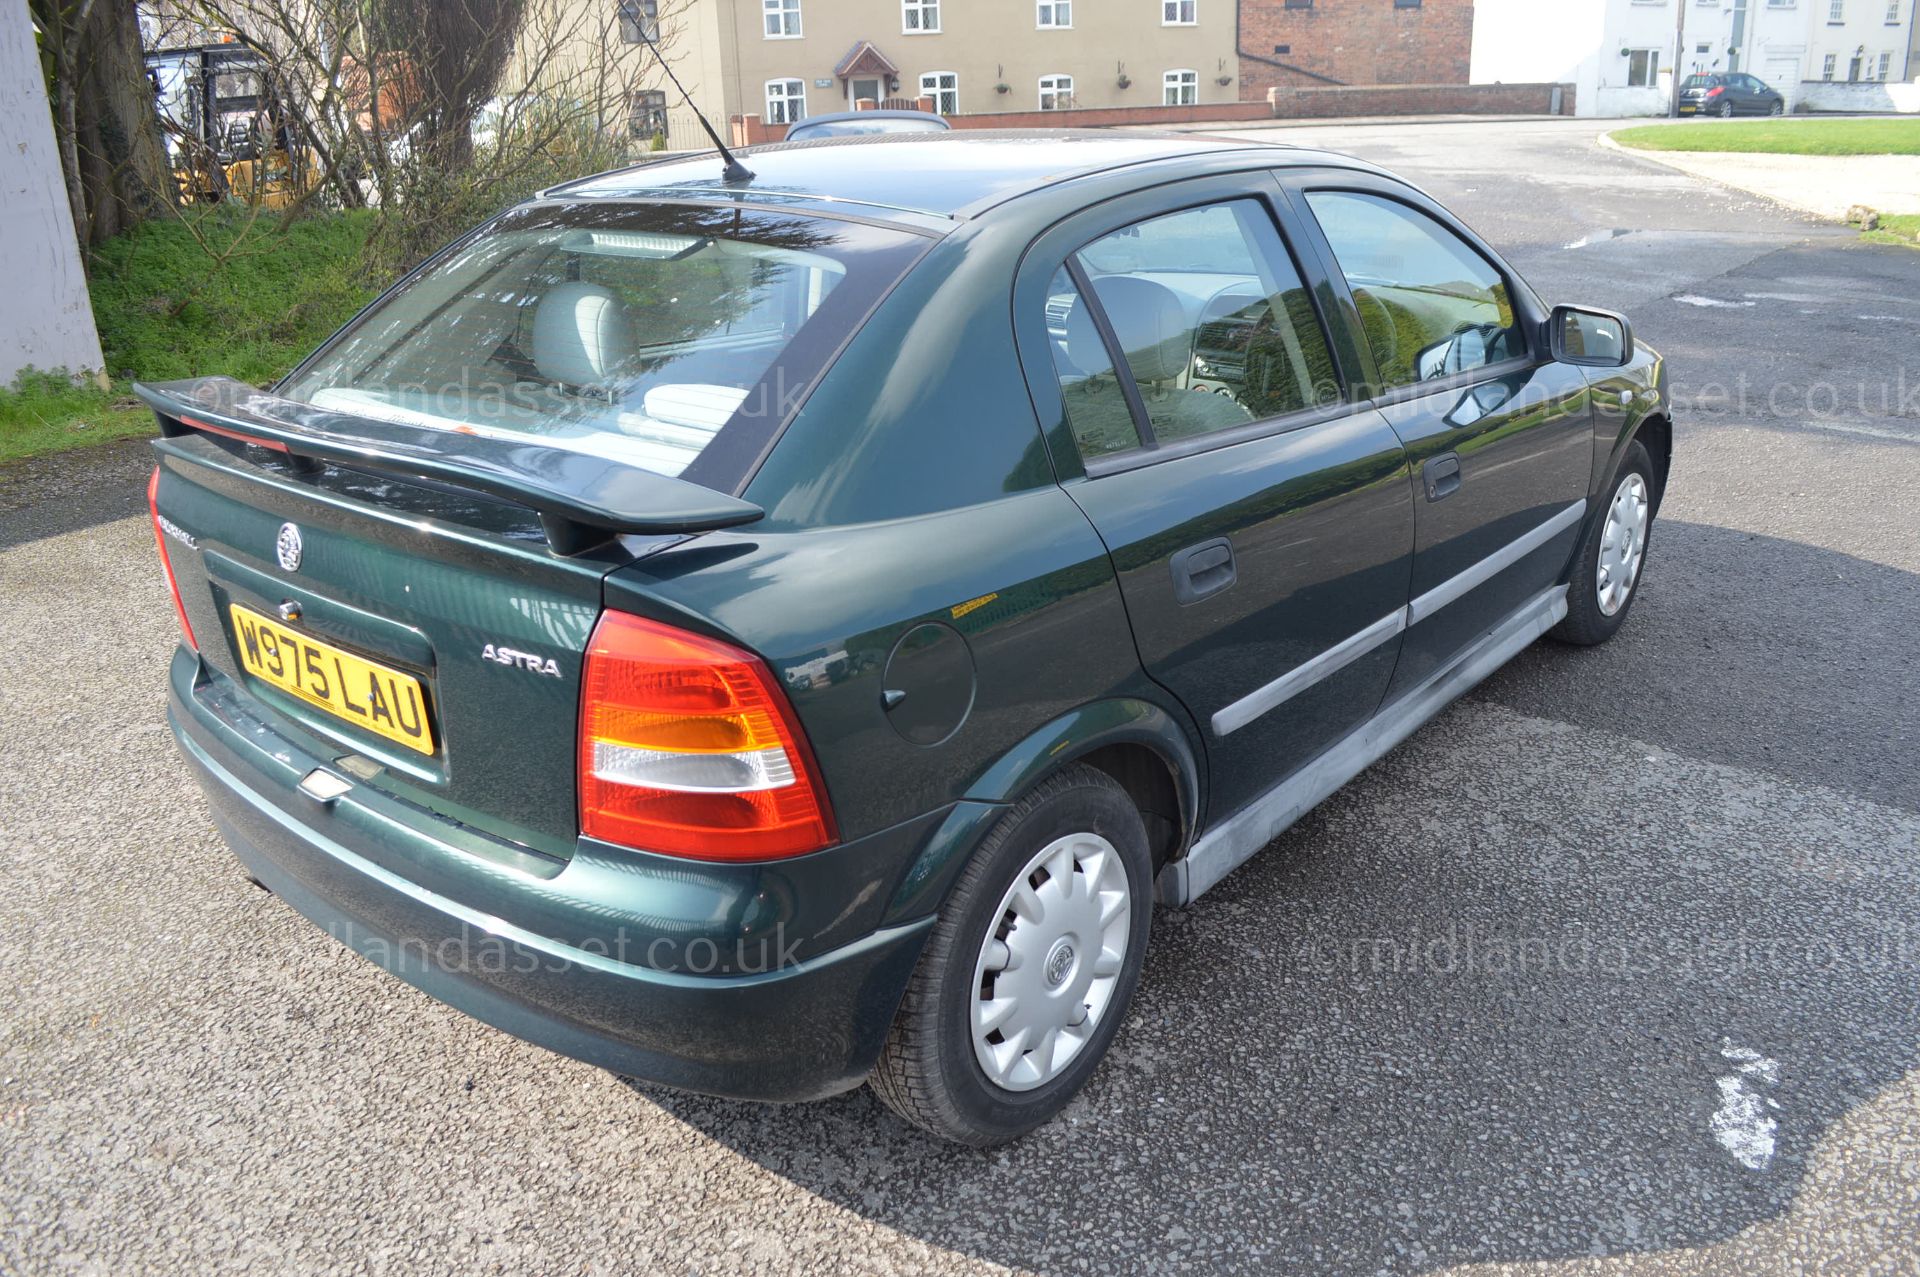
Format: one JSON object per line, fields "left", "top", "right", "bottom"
{"left": 32, "top": 0, "right": 176, "bottom": 252}
{"left": 71, "top": 0, "right": 175, "bottom": 243}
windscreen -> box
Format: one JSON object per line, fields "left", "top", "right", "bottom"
{"left": 281, "top": 202, "right": 925, "bottom": 489}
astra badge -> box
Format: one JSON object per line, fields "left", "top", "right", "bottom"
{"left": 275, "top": 522, "right": 303, "bottom": 572}
{"left": 482, "top": 644, "right": 564, "bottom": 678}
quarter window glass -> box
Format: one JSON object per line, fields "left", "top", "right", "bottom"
{"left": 1304, "top": 190, "right": 1522, "bottom": 389}
{"left": 1062, "top": 201, "right": 1340, "bottom": 448}
{"left": 1044, "top": 268, "right": 1143, "bottom": 459}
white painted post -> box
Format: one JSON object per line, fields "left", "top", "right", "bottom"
{"left": 0, "top": 0, "right": 108, "bottom": 387}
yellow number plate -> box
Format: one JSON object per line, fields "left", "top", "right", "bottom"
{"left": 229, "top": 604, "right": 437, "bottom": 756}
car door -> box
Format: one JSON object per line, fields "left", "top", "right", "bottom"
{"left": 1280, "top": 174, "right": 1593, "bottom": 700}
{"left": 1012, "top": 175, "right": 1416, "bottom": 823}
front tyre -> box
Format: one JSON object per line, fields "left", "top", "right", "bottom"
{"left": 1553, "top": 439, "right": 1655, "bottom": 647}
{"left": 869, "top": 765, "right": 1153, "bottom": 1145}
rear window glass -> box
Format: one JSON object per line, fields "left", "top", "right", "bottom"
{"left": 281, "top": 203, "right": 924, "bottom": 490}
{"left": 1683, "top": 75, "right": 1716, "bottom": 88}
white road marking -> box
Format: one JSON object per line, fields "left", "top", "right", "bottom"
{"left": 1674, "top": 294, "right": 1756, "bottom": 309}
{"left": 1713, "top": 1040, "right": 1781, "bottom": 1171}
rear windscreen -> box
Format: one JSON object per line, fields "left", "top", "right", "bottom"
{"left": 281, "top": 202, "right": 926, "bottom": 491}
{"left": 1683, "top": 76, "right": 1715, "bottom": 88}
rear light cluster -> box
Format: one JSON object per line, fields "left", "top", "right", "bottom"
{"left": 578, "top": 611, "right": 836, "bottom": 862}
{"left": 148, "top": 467, "right": 198, "bottom": 650}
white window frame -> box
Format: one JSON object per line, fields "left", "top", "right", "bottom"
{"left": 764, "top": 78, "right": 807, "bottom": 124}
{"left": 903, "top": 0, "right": 940, "bottom": 33}
{"left": 763, "top": 0, "right": 802, "bottom": 38}
{"left": 1162, "top": 0, "right": 1198, "bottom": 25}
{"left": 1163, "top": 68, "right": 1199, "bottom": 105}
{"left": 1037, "top": 0, "right": 1073, "bottom": 28}
{"left": 1626, "top": 48, "right": 1662, "bottom": 86}
{"left": 920, "top": 70, "right": 959, "bottom": 114}
{"left": 1877, "top": 51, "right": 1892, "bottom": 78}
{"left": 1822, "top": 52, "right": 1838, "bottom": 77}
{"left": 1889, "top": 0, "right": 1903, "bottom": 20}
{"left": 1828, "top": 0, "right": 1845, "bottom": 20}
{"left": 1038, "top": 73, "right": 1074, "bottom": 110}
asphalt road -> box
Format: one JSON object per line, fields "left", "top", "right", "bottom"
{"left": 3, "top": 118, "right": 1916, "bottom": 1276}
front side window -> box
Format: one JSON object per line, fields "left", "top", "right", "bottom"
{"left": 765, "top": 78, "right": 806, "bottom": 124}
{"left": 1037, "top": 0, "right": 1072, "bottom": 26}
{"left": 1039, "top": 74, "right": 1074, "bottom": 109}
{"left": 1164, "top": 69, "right": 1199, "bottom": 104}
{"left": 903, "top": 0, "right": 940, "bottom": 32}
{"left": 920, "top": 71, "right": 959, "bottom": 114}
{"left": 763, "top": 0, "right": 801, "bottom": 37}
{"left": 280, "top": 205, "right": 924, "bottom": 488}
{"left": 1163, "top": 0, "right": 1198, "bottom": 22}
{"left": 1304, "top": 190, "right": 1522, "bottom": 390}
{"left": 1627, "top": 48, "right": 1661, "bottom": 86}
{"left": 1045, "top": 200, "right": 1340, "bottom": 456}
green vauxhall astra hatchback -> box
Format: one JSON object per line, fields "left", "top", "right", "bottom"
{"left": 145, "top": 132, "right": 1670, "bottom": 1145}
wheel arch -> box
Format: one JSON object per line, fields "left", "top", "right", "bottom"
{"left": 880, "top": 697, "right": 1205, "bottom": 925}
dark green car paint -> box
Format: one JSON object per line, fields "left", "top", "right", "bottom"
{"left": 151, "top": 134, "right": 1672, "bottom": 1103}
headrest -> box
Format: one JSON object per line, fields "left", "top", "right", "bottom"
{"left": 532, "top": 281, "right": 631, "bottom": 387}
{"left": 1088, "top": 274, "right": 1189, "bottom": 384}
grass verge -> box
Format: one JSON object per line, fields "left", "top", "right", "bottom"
{"left": 1609, "top": 118, "right": 1920, "bottom": 156}
{"left": 1, "top": 207, "right": 375, "bottom": 465}
{"left": 1861, "top": 212, "right": 1920, "bottom": 249}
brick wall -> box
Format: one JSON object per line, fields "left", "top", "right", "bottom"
{"left": 1267, "top": 81, "right": 1575, "bottom": 118}
{"left": 1240, "top": 0, "right": 1474, "bottom": 102}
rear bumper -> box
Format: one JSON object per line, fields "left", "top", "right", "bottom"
{"left": 169, "top": 650, "right": 944, "bottom": 1102}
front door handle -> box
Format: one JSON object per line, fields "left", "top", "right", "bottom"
{"left": 1170, "top": 537, "right": 1236, "bottom": 605}
{"left": 1423, "top": 452, "right": 1462, "bottom": 502}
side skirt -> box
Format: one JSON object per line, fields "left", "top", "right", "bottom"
{"left": 1156, "top": 583, "right": 1570, "bottom": 907}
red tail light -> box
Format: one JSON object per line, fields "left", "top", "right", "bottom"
{"left": 148, "top": 466, "right": 198, "bottom": 650}
{"left": 578, "top": 610, "right": 836, "bottom": 861}
{"left": 1706, "top": 86, "right": 1725, "bottom": 98}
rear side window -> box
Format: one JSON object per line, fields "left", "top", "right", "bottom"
{"left": 281, "top": 204, "right": 924, "bottom": 490}
{"left": 1304, "top": 190, "right": 1523, "bottom": 390}
{"left": 1044, "top": 199, "right": 1341, "bottom": 457}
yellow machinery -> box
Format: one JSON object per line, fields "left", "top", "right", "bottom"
{"left": 146, "top": 40, "right": 320, "bottom": 209}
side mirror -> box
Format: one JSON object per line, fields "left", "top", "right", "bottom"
{"left": 1549, "top": 305, "right": 1633, "bottom": 368}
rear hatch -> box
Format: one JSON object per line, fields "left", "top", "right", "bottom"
{"left": 146, "top": 201, "right": 926, "bottom": 862}
{"left": 152, "top": 438, "right": 581, "bottom": 861}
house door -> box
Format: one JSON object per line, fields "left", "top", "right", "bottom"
{"left": 849, "top": 77, "right": 882, "bottom": 106}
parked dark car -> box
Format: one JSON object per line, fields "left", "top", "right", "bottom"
{"left": 783, "top": 108, "right": 950, "bottom": 140}
{"left": 144, "top": 131, "right": 1670, "bottom": 1146}
{"left": 1679, "top": 72, "right": 1786, "bottom": 116}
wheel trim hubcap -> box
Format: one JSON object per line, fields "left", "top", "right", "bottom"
{"left": 970, "top": 832, "right": 1131, "bottom": 1093}
{"left": 1597, "top": 472, "right": 1649, "bottom": 616}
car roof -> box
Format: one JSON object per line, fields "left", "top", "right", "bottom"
{"left": 789, "top": 109, "right": 949, "bottom": 127}
{"left": 548, "top": 129, "right": 1350, "bottom": 226}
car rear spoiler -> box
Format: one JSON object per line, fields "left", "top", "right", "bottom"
{"left": 135, "top": 376, "right": 763, "bottom": 555}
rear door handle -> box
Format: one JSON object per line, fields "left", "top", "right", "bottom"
{"left": 1171, "top": 537, "right": 1236, "bottom": 605}
{"left": 1423, "top": 452, "right": 1462, "bottom": 502}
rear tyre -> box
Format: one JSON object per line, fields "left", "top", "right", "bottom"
{"left": 869, "top": 765, "right": 1153, "bottom": 1145}
{"left": 1718, "top": 101, "right": 1736, "bottom": 118}
{"left": 1552, "top": 439, "right": 1655, "bottom": 647}
{"left": 1769, "top": 100, "right": 1784, "bottom": 116}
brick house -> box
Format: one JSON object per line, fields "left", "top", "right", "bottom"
{"left": 1238, "top": 0, "right": 1474, "bottom": 101}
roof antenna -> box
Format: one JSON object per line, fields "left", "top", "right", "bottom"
{"left": 622, "top": 0, "right": 754, "bottom": 183}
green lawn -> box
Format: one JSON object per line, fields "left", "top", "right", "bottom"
{"left": 1862, "top": 212, "right": 1920, "bottom": 248}
{"left": 0, "top": 208, "right": 374, "bottom": 465}
{"left": 1610, "top": 117, "right": 1920, "bottom": 156}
